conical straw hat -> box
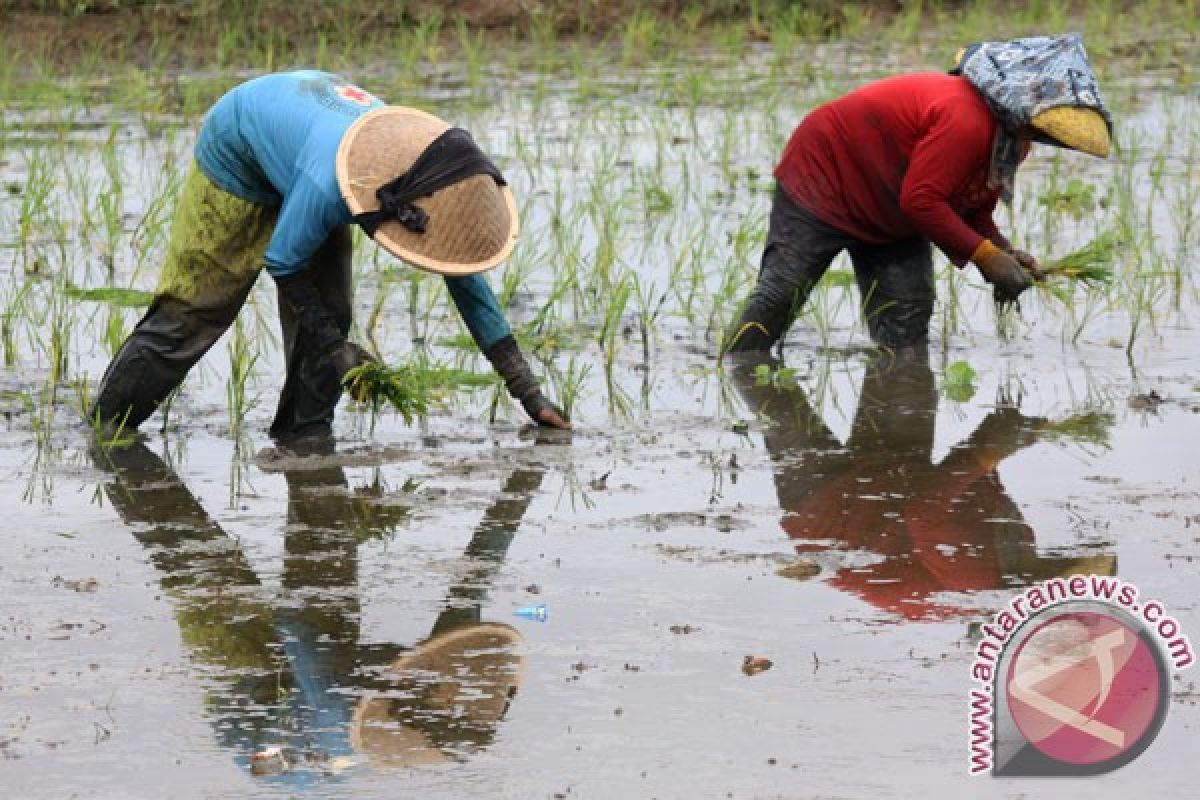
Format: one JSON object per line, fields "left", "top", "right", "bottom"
{"left": 1031, "top": 106, "right": 1111, "bottom": 158}
{"left": 350, "top": 622, "right": 525, "bottom": 767}
{"left": 336, "top": 107, "right": 519, "bottom": 276}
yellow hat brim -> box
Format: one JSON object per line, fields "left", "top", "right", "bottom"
{"left": 1031, "top": 106, "right": 1112, "bottom": 158}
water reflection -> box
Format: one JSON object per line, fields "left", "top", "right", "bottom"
{"left": 733, "top": 347, "right": 1115, "bottom": 620}
{"left": 91, "top": 440, "right": 542, "bottom": 783}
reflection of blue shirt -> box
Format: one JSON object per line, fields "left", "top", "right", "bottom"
{"left": 195, "top": 70, "right": 510, "bottom": 349}
{"left": 219, "top": 614, "right": 359, "bottom": 790}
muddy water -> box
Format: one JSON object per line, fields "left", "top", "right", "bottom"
{"left": 1, "top": 46, "right": 1198, "bottom": 798}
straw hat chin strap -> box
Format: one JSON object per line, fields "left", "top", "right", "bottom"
{"left": 354, "top": 127, "right": 507, "bottom": 236}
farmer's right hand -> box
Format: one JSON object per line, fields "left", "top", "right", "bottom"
{"left": 973, "top": 241, "right": 1032, "bottom": 305}
{"left": 331, "top": 341, "right": 376, "bottom": 384}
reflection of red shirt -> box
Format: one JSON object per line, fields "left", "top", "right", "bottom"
{"left": 774, "top": 74, "right": 1004, "bottom": 266}
{"left": 781, "top": 457, "right": 1013, "bottom": 620}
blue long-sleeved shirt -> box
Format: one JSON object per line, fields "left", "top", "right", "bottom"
{"left": 194, "top": 70, "right": 511, "bottom": 349}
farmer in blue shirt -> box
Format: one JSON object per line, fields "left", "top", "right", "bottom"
{"left": 90, "top": 70, "right": 569, "bottom": 438}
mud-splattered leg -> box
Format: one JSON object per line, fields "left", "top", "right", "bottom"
{"left": 725, "top": 186, "right": 849, "bottom": 353}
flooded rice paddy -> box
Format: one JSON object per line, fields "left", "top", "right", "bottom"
{"left": 1, "top": 40, "right": 1198, "bottom": 798}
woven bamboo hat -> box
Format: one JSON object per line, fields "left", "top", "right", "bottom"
{"left": 1031, "top": 107, "right": 1112, "bottom": 158}
{"left": 336, "top": 107, "right": 519, "bottom": 276}
{"left": 349, "top": 622, "right": 525, "bottom": 767}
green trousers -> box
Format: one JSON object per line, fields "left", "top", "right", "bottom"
{"left": 90, "top": 164, "right": 354, "bottom": 438}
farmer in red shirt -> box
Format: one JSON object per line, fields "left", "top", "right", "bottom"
{"left": 727, "top": 34, "right": 1112, "bottom": 351}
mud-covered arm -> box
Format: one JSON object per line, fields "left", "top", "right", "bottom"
{"left": 443, "top": 275, "right": 568, "bottom": 427}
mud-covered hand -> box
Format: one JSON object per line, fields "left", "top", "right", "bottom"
{"left": 1010, "top": 249, "right": 1046, "bottom": 281}
{"left": 972, "top": 240, "right": 1033, "bottom": 305}
{"left": 331, "top": 340, "right": 377, "bottom": 385}
{"left": 484, "top": 335, "right": 572, "bottom": 430}
{"left": 521, "top": 390, "right": 571, "bottom": 429}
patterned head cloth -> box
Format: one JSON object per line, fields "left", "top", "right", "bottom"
{"left": 952, "top": 33, "right": 1112, "bottom": 202}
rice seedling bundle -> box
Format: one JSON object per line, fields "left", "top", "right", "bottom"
{"left": 1038, "top": 232, "right": 1118, "bottom": 288}
{"left": 342, "top": 361, "right": 497, "bottom": 424}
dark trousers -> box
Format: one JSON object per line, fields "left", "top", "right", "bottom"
{"left": 727, "top": 186, "right": 935, "bottom": 352}
{"left": 89, "top": 227, "right": 354, "bottom": 439}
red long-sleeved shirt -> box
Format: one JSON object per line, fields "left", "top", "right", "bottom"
{"left": 775, "top": 73, "right": 1010, "bottom": 266}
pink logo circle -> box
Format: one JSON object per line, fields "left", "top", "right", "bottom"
{"left": 1006, "top": 610, "right": 1163, "bottom": 766}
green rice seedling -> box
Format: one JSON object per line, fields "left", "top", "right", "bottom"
{"left": 597, "top": 274, "right": 632, "bottom": 372}
{"left": 1050, "top": 280, "right": 1108, "bottom": 346}
{"left": 552, "top": 355, "right": 592, "bottom": 421}
{"left": 936, "top": 260, "right": 967, "bottom": 341}
{"left": 77, "top": 379, "right": 138, "bottom": 450}
{"left": 22, "top": 388, "right": 60, "bottom": 505}
{"left": 804, "top": 278, "right": 851, "bottom": 350}
{"left": 34, "top": 253, "right": 78, "bottom": 404}
{"left": 228, "top": 435, "right": 256, "bottom": 510}
{"left": 95, "top": 125, "right": 125, "bottom": 275}
{"left": 631, "top": 274, "right": 667, "bottom": 366}
{"left": 641, "top": 180, "right": 674, "bottom": 215}
{"left": 226, "top": 316, "right": 258, "bottom": 440}
{"left": 667, "top": 226, "right": 708, "bottom": 322}
{"left": 403, "top": 269, "right": 442, "bottom": 346}
{"left": 707, "top": 212, "right": 765, "bottom": 340}
{"left": 364, "top": 263, "right": 400, "bottom": 350}
{"left": 1038, "top": 232, "right": 1118, "bottom": 288}
{"left": 16, "top": 148, "right": 55, "bottom": 273}
{"left": 1, "top": 274, "right": 35, "bottom": 367}
{"left": 1123, "top": 258, "right": 1173, "bottom": 360}
{"left": 343, "top": 360, "right": 497, "bottom": 425}
{"left": 942, "top": 360, "right": 978, "bottom": 403}
{"left": 602, "top": 362, "right": 634, "bottom": 422}
{"left": 455, "top": 17, "right": 490, "bottom": 92}
{"left": 1038, "top": 176, "right": 1100, "bottom": 218}
{"left": 129, "top": 162, "right": 184, "bottom": 276}
{"left": 102, "top": 308, "right": 127, "bottom": 359}
{"left": 891, "top": 0, "right": 927, "bottom": 43}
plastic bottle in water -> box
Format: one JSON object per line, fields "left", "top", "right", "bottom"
{"left": 514, "top": 603, "right": 548, "bottom": 622}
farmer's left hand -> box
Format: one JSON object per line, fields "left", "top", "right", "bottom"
{"left": 332, "top": 341, "right": 377, "bottom": 403}
{"left": 484, "top": 334, "right": 572, "bottom": 430}
{"left": 521, "top": 390, "right": 572, "bottom": 430}
{"left": 1010, "top": 249, "right": 1046, "bottom": 281}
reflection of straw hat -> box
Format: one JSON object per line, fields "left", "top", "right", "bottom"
{"left": 1032, "top": 106, "right": 1111, "bottom": 158}
{"left": 336, "top": 107, "right": 519, "bottom": 276}
{"left": 350, "top": 623, "right": 525, "bottom": 767}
